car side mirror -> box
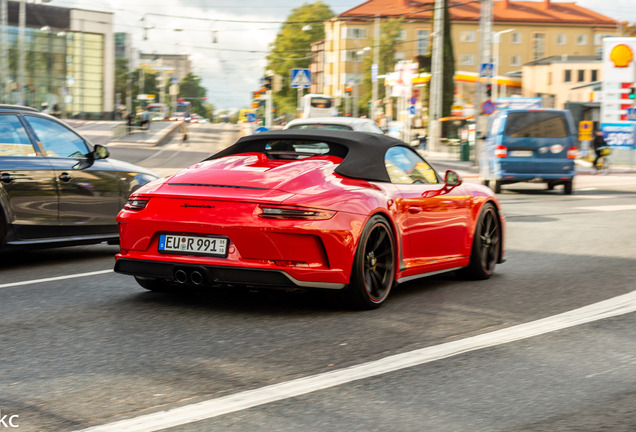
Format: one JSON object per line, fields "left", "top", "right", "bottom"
{"left": 93, "top": 144, "right": 110, "bottom": 160}
{"left": 444, "top": 170, "right": 462, "bottom": 187}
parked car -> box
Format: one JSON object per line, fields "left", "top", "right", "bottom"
{"left": 114, "top": 130, "right": 505, "bottom": 309}
{"left": 284, "top": 116, "right": 384, "bottom": 134}
{"left": 0, "top": 105, "right": 158, "bottom": 251}
{"left": 479, "top": 109, "right": 578, "bottom": 194}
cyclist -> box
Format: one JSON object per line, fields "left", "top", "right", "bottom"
{"left": 592, "top": 130, "right": 607, "bottom": 171}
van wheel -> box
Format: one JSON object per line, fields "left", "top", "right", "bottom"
{"left": 563, "top": 180, "right": 573, "bottom": 195}
{"left": 481, "top": 177, "right": 490, "bottom": 188}
{"left": 547, "top": 182, "right": 555, "bottom": 191}
{"left": 493, "top": 180, "right": 502, "bottom": 194}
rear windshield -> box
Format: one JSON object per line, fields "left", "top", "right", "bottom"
{"left": 505, "top": 112, "right": 570, "bottom": 138}
{"left": 287, "top": 124, "right": 353, "bottom": 131}
{"left": 310, "top": 97, "right": 333, "bottom": 108}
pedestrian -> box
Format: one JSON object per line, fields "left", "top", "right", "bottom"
{"left": 592, "top": 129, "right": 607, "bottom": 170}
{"left": 126, "top": 111, "right": 134, "bottom": 134}
{"left": 180, "top": 120, "right": 188, "bottom": 145}
{"left": 140, "top": 108, "right": 150, "bottom": 130}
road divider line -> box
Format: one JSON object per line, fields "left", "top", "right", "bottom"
{"left": 73, "top": 290, "right": 636, "bottom": 432}
{"left": 0, "top": 269, "right": 112, "bottom": 289}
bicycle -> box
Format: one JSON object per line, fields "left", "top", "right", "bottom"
{"left": 594, "top": 146, "right": 612, "bottom": 175}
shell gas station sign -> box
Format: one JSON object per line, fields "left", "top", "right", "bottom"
{"left": 600, "top": 38, "right": 636, "bottom": 150}
{"left": 601, "top": 38, "right": 636, "bottom": 124}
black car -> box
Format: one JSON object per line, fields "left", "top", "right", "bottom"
{"left": 0, "top": 105, "right": 158, "bottom": 250}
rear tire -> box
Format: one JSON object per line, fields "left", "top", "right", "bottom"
{"left": 493, "top": 180, "right": 502, "bottom": 194}
{"left": 0, "top": 209, "right": 6, "bottom": 250}
{"left": 563, "top": 180, "right": 573, "bottom": 195}
{"left": 344, "top": 215, "right": 396, "bottom": 309}
{"left": 460, "top": 203, "right": 501, "bottom": 280}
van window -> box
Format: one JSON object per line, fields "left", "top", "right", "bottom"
{"left": 505, "top": 112, "right": 569, "bottom": 138}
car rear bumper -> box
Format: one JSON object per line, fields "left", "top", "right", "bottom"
{"left": 494, "top": 172, "right": 575, "bottom": 182}
{"left": 114, "top": 258, "right": 346, "bottom": 289}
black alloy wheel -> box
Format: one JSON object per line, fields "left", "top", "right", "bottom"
{"left": 345, "top": 215, "right": 396, "bottom": 309}
{"left": 460, "top": 203, "right": 501, "bottom": 280}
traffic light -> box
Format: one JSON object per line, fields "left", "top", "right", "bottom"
{"left": 264, "top": 76, "right": 273, "bottom": 90}
{"left": 629, "top": 87, "right": 636, "bottom": 99}
{"left": 486, "top": 84, "right": 492, "bottom": 98}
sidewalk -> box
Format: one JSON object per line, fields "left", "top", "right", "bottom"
{"left": 108, "top": 121, "right": 181, "bottom": 146}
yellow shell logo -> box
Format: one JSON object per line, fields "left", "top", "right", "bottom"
{"left": 609, "top": 44, "right": 633, "bottom": 68}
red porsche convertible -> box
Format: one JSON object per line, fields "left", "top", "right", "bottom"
{"left": 115, "top": 130, "right": 505, "bottom": 309}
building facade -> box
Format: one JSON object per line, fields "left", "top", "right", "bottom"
{"left": 1, "top": 1, "right": 114, "bottom": 118}
{"left": 321, "top": 0, "right": 618, "bottom": 108}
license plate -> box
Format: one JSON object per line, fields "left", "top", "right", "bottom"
{"left": 510, "top": 150, "right": 533, "bottom": 157}
{"left": 158, "top": 234, "right": 228, "bottom": 257}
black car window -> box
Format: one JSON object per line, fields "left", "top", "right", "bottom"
{"left": 0, "top": 114, "right": 36, "bottom": 157}
{"left": 25, "top": 116, "right": 90, "bottom": 159}
{"left": 384, "top": 146, "right": 438, "bottom": 184}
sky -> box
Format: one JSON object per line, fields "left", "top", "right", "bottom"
{"left": 42, "top": 0, "right": 636, "bottom": 112}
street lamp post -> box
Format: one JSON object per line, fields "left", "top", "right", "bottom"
{"left": 492, "top": 28, "right": 515, "bottom": 102}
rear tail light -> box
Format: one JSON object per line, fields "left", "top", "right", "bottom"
{"left": 257, "top": 204, "right": 336, "bottom": 220}
{"left": 124, "top": 197, "right": 150, "bottom": 211}
{"left": 495, "top": 145, "right": 507, "bottom": 158}
{"left": 567, "top": 146, "right": 578, "bottom": 159}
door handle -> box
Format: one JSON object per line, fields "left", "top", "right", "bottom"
{"left": 407, "top": 205, "right": 422, "bottom": 214}
{"left": 58, "top": 172, "right": 72, "bottom": 182}
{"left": 1, "top": 173, "right": 13, "bottom": 184}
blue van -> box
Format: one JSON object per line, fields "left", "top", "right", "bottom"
{"left": 480, "top": 109, "right": 578, "bottom": 194}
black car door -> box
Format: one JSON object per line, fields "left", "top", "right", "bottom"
{"left": 23, "top": 115, "right": 121, "bottom": 237}
{"left": 0, "top": 114, "right": 58, "bottom": 240}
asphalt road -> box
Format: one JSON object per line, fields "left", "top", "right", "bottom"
{"left": 0, "top": 123, "right": 634, "bottom": 431}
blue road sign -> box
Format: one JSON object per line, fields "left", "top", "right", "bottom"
{"left": 409, "top": 105, "right": 416, "bottom": 115}
{"left": 627, "top": 107, "right": 636, "bottom": 121}
{"left": 254, "top": 126, "right": 270, "bottom": 134}
{"left": 479, "top": 63, "right": 494, "bottom": 78}
{"left": 246, "top": 113, "right": 257, "bottom": 123}
{"left": 290, "top": 68, "right": 311, "bottom": 88}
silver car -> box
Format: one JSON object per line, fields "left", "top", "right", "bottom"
{"left": 283, "top": 117, "right": 384, "bottom": 134}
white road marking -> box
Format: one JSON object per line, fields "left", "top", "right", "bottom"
{"left": 0, "top": 270, "right": 112, "bottom": 289}
{"left": 73, "top": 290, "right": 636, "bottom": 432}
{"left": 576, "top": 204, "right": 636, "bottom": 212}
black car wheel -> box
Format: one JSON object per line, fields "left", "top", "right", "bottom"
{"left": 563, "top": 180, "right": 573, "bottom": 195}
{"left": 460, "top": 203, "right": 501, "bottom": 280}
{"left": 345, "top": 215, "right": 396, "bottom": 309}
{"left": 0, "top": 211, "right": 5, "bottom": 249}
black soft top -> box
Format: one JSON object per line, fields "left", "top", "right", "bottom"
{"left": 208, "top": 129, "right": 413, "bottom": 182}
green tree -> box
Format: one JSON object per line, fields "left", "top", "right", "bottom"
{"left": 178, "top": 72, "right": 208, "bottom": 115}
{"left": 360, "top": 18, "right": 404, "bottom": 116}
{"left": 441, "top": 0, "right": 456, "bottom": 119}
{"left": 266, "top": 1, "right": 334, "bottom": 116}
{"left": 114, "top": 58, "right": 129, "bottom": 105}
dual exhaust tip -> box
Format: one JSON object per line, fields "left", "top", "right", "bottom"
{"left": 174, "top": 268, "right": 204, "bottom": 285}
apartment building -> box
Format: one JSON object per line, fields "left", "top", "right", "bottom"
{"left": 320, "top": 0, "right": 618, "bottom": 107}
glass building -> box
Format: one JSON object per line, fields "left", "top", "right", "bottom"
{"left": 1, "top": 1, "right": 113, "bottom": 118}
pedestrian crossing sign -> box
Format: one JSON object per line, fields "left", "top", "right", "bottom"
{"left": 290, "top": 68, "right": 311, "bottom": 88}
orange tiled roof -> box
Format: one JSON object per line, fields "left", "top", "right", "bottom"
{"left": 338, "top": 0, "right": 617, "bottom": 26}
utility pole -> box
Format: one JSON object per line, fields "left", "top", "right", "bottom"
{"left": 371, "top": 15, "right": 380, "bottom": 121}
{"left": 427, "top": 0, "right": 444, "bottom": 152}
{"left": 475, "top": 0, "right": 493, "bottom": 134}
